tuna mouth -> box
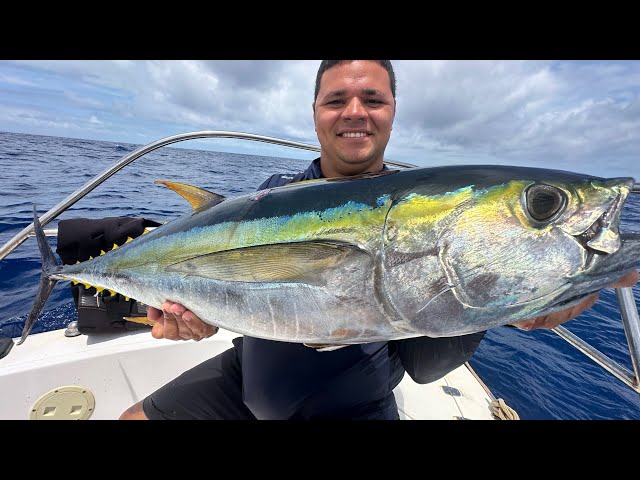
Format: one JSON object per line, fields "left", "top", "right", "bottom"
{"left": 573, "top": 192, "right": 624, "bottom": 268}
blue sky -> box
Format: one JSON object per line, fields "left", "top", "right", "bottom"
{"left": 1, "top": 60, "right": 639, "bottom": 178}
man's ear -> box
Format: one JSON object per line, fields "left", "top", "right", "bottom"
{"left": 391, "top": 99, "right": 397, "bottom": 131}
{"left": 312, "top": 101, "right": 317, "bottom": 131}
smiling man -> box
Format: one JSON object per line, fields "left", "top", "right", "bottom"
{"left": 312, "top": 60, "right": 396, "bottom": 177}
{"left": 119, "top": 60, "right": 639, "bottom": 421}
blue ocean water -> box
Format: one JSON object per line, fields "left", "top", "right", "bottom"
{"left": 1, "top": 130, "right": 639, "bottom": 420}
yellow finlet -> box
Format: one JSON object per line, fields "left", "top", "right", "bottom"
{"left": 100, "top": 250, "right": 106, "bottom": 256}
{"left": 125, "top": 237, "right": 134, "bottom": 243}
{"left": 112, "top": 243, "right": 118, "bottom": 250}
{"left": 155, "top": 180, "right": 226, "bottom": 210}
{"left": 123, "top": 316, "right": 155, "bottom": 326}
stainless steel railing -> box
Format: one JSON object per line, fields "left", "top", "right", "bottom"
{"left": 0, "top": 131, "right": 414, "bottom": 261}
{"left": 2, "top": 130, "right": 640, "bottom": 393}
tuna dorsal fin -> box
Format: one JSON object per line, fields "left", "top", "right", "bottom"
{"left": 165, "top": 241, "right": 369, "bottom": 283}
{"left": 155, "top": 180, "right": 225, "bottom": 210}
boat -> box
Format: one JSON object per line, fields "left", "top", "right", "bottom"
{"left": 1, "top": 131, "right": 638, "bottom": 420}
{"left": 0, "top": 324, "right": 506, "bottom": 420}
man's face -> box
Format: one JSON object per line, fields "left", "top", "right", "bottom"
{"left": 313, "top": 61, "right": 396, "bottom": 177}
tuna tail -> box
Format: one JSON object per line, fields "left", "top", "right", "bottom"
{"left": 17, "top": 206, "right": 62, "bottom": 345}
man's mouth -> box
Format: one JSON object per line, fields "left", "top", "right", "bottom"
{"left": 338, "top": 132, "right": 369, "bottom": 138}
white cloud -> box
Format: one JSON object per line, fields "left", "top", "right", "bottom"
{"left": 0, "top": 73, "right": 37, "bottom": 87}
{"left": 1, "top": 60, "right": 639, "bottom": 177}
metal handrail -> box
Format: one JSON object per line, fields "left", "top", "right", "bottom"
{"left": 0, "top": 130, "right": 416, "bottom": 262}
{"left": 2, "top": 130, "right": 640, "bottom": 394}
{"left": 551, "top": 286, "right": 640, "bottom": 393}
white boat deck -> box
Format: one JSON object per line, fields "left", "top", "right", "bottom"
{"left": 0, "top": 327, "right": 498, "bottom": 420}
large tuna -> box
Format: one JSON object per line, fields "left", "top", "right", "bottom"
{"left": 19, "top": 165, "right": 640, "bottom": 346}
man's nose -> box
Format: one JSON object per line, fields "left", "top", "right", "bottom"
{"left": 342, "top": 97, "right": 366, "bottom": 119}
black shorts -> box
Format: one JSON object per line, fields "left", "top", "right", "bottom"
{"left": 142, "top": 337, "right": 257, "bottom": 420}
{"left": 142, "top": 336, "right": 401, "bottom": 420}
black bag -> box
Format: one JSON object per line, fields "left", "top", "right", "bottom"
{"left": 56, "top": 217, "right": 162, "bottom": 334}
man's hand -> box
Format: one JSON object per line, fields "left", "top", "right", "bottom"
{"left": 148, "top": 301, "right": 218, "bottom": 341}
{"left": 511, "top": 271, "right": 639, "bottom": 331}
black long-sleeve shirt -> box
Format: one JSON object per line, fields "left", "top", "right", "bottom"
{"left": 238, "top": 158, "right": 486, "bottom": 419}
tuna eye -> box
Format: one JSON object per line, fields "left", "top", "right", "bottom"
{"left": 525, "top": 184, "right": 566, "bottom": 221}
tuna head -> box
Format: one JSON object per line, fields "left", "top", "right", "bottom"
{"left": 381, "top": 167, "right": 639, "bottom": 337}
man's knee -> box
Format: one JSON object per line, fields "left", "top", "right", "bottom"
{"left": 119, "top": 400, "right": 149, "bottom": 420}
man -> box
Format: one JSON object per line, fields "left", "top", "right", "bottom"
{"left": 119, "top": 60, "right": 639, "bottom": 420}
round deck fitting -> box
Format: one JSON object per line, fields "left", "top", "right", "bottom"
{"left": 29, "top": 386, "right": 95, "bottom": 420}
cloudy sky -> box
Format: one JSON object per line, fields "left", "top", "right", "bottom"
{"left": 1, "top": 60, "right": 639, "bottom": 178}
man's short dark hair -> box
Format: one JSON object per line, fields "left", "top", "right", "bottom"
{"left": 314, "top": 60, "right": 396, "bottom": 101}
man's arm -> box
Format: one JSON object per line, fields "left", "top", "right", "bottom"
{"left": 394, "top": 331, "right": 486, "bottom": 385}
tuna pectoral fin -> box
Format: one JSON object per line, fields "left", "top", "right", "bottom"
{"left": 18, "top": 206, "right": 62, "bottom": 345}
{"left": 155, "top": 180, "right": 225, "bottom": 210}
{"left": 166, "top": 241, "right": 368, "bottom": 283}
